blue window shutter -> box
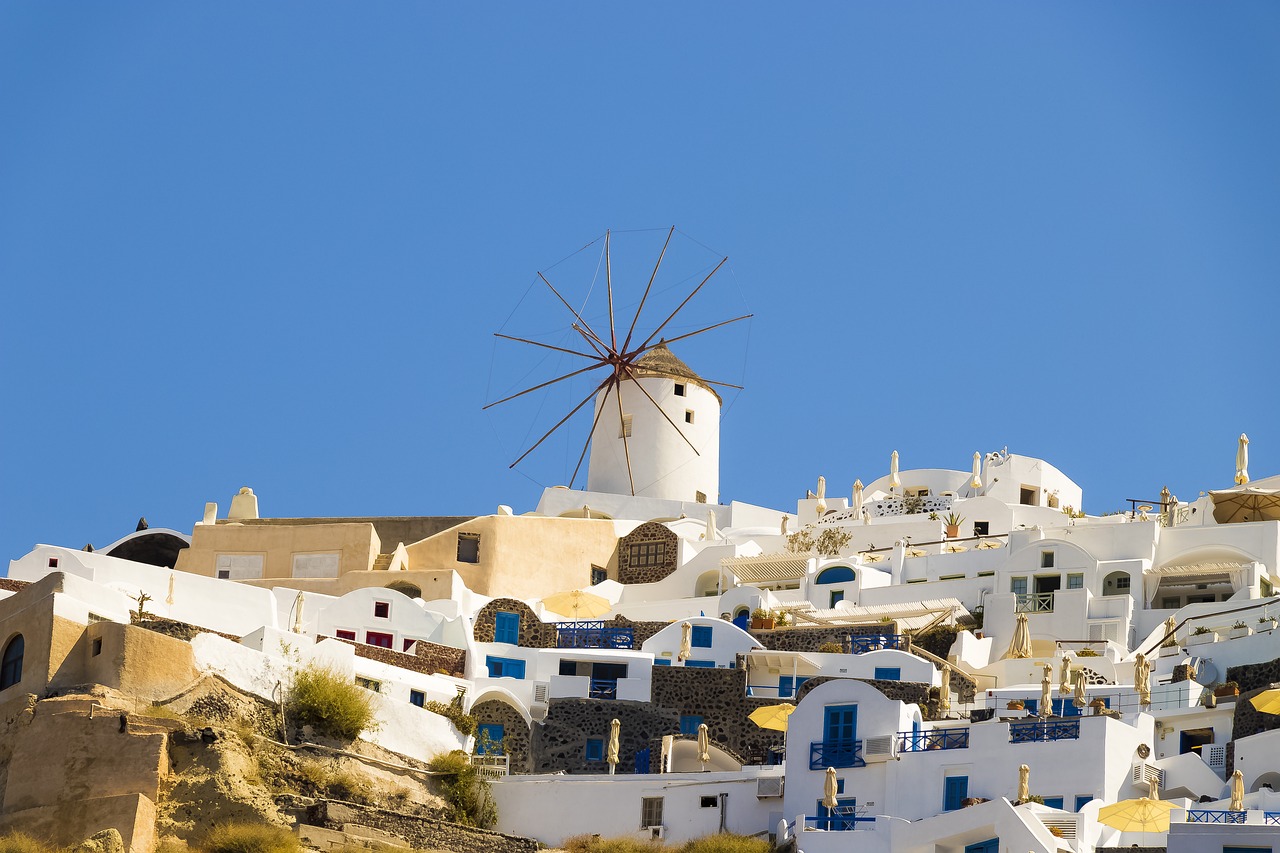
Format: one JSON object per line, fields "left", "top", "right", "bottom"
{"left": 585, "top": 738, "right": 603, "bottom": 761}
{"left": 690, "top": 625, "right": 713, "bottom": 647}
{"left": 409, "top": 690, "right": 425, "bottom": 707}
{"left": 874, "top": 667, "right": 901, "bottom": 681}
{"left": 495, "top": 612, "right": 520, "bottom": 645}
{"left": 824, "top": 705, "right": 857, "bottom": 743}
{"left": 683, "top": 659, "right": 714, "bottom": 668}
{"left": 964, "top": 840, "right": 999, "bottom": 853}
{"left": 653, "top": 658, "right": 670, "bottom": 666}
{"left": 944, "top": 776, "right": 968, "bottom": 811}
{"left": 1042, "top": 797, "right": 1064, "bottom": 810}
{"left": 1074, "top": 795, "right": 1092, "bottom": 812}
{"left": 680, "top": 715, "right": 703, "bottom": 736}
{"left": 477, "top": 724, "right": 504, "bottom": 755}
{"left": 485, "top": 656, "right": 526, "bottom": 679}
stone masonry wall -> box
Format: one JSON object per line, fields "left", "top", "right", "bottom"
{"left": 795, "top": 675, "right": 931, "bottom": 708}
{"left": 650, "top": 666, "right": 787, "bottom": 766}
{"left": 415, "top": 640, "right": 466, "bottom": 676}
{"left": 472, "top": 699, "right": 531, "bottom": 774}
{"left": 305, "top": 801, "right": 538, "bottom": 853}
{"left": 321, "top": 636, "right": 465, "bottom": 678}
{"left": 617, "top": 523, "right": 679, "bottom": 585}
{"left": 751, "top": 624, "right": 898, "bottom": 651}
{"left": 471, "top": 599, "right": 557, "bottom": 648}
{"left": 533, "top": 699, "right": 680, "bottom": 774}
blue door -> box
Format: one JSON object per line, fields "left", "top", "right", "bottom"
{"left": 476, "top": 723, "right": 504, "bottom": 755}
{"left": 733, "top": 610, "right": 749, "bottom": 630}
{"left": 944, "top": 776, "right": 968, "bottom": 811}
{"left": 965, "top": 840, "right": 999, "bottom": 853}
{"left": 634, "top": 747, "right": 650, "bottom": 774}
{"left": 817, "top": 797, "right": 857, "bottom": 830}
{"left": 1042, "top": 797, "right": 1064, "bottom": 810}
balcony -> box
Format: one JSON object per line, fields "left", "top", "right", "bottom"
{"left": 1015, "top": 592, "right": 1055, "bottom": 613}
{"left": 1008, "top": 719, "right": 1080, "bottom": 744}
{"left": 897, "top": 727, "right": 969, "bottom": 752}
{"left": 556, "top": 621, "right": 634, "bottom": 649}
{"left": 809, "top": 739, "right": 865, "bottom": 770}
{"left": 804, "top": 810, "right": 873, "bottom": 831}
{"left": 588, "top": 678, "right": 617, "bottom": 700}
{"left": 849, "top": 634, "right": 908, "bottom": 654}
{"left": 1186, "top": 809, "right": 1247, "bottom": 824}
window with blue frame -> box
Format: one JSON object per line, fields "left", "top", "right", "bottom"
{"left": 1074, "top": 795, "right": 1093, "bottom": 812}
{"left": 690, "top": 625, "right": 713, "bottom": 647}
{"left": 874, "top": 667, "right": 901, "bottom": 681}
{"left": 778, "top": 676, "right": 809, "bottom": 698}
{"left": 653, "top": 658, "right": 671, "bottom": 666}
{"left": 409, "top": 690, "right": 425, "bottom": 708}
{"left": 477, "top": 723, "right": 504, "bottom": 755}
{"left": 830, "top": 590, "right": 844, "bottom": 607}
{"left": 816, "top": 797, "right": 858, "bottom": 830}
{"left": 680, "top": 715, "right": 703, "bottom": 736}
{"left": 964, "top": 840, "right": 999, "bottom": 853}
{"left": 1222, "top": 847, "right": 1273, "bottom": 853}
{"left": 485, "top": 656, "right": 526, "bottom": 679}
{"left": 816, "top": 566, "right": 855, "bottom": 584}
{"left": 1042, "top": 797, "right": 1063, "bottom": 810}
{"left": 494, "top": 611, "right": 520, "bottom": 645}
{"left": 944, "top": 776, "right": 968, "bottom": 811}
{"left": 683, "top": 659, "right": 714, "bottom": 668}
{"left": 585, "top": 738, "right": 604, "bottom": 761}
{"left": 824, "top": 705, "right": 857, "bottom": 743}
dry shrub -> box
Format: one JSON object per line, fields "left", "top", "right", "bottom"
{"left": 201, "top": 823, "right": 300, "bottom": 853}
{"left": 286, "top": 666, "right": 374, "bottom": 741}
{"left": 0, "top": 833, "right": 55, "bottom": 853}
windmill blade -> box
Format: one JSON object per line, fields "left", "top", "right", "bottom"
{"left": 605, "top": 230, "right": 617, "bottom": 352}
{"left": 572, "top": 323, "right": 609, "bottom": 358}
{"left": 508, "top": 376, "right": 612, "bottom": 469}
{"left": 569, "top": 375, "right": 616, "bottom": 488}
{"left": 483, "top": 360, "right": 607, "bottom": 410}
{"left": 619, "top": 362, "right": 699, "bottom": 456}
{"left": 613, "top": 371, "right": 636, "bottom": 495}
{"left": 620, "top": 226, "right": 674, "bottom": 355}
{"left": 638, "top": 256, "right": 728, "bottom": 351}
{"left": 494, "top": 333, "right": 600, "bottom": 361}
{"left": 539, "top": 272, "right": 610, "bottom": 354}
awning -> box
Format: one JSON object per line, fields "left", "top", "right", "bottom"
{"left": 1142, "top": 561, "right": 1254, "bottom": 605}
{"left": 746, "top": 651, "right": 821, "bottom": 674}
{"left": 722, "top": 554, "right": 810, "bottom": 583}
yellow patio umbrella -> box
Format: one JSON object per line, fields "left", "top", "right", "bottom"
{"left": 889, "top": 451, "right": 901, "bottom": 492}
{"left": 748, "top": 703, "right": 797, "bottom": 732}
{"left": 938, "top": 664, "right": 952, "bottom": 716}
{"left": 697, "top": 723, "right": 710, "bottom": 768}
{"left": 678, "top": 621, "right": 693, "bottom": 662}
{"left": 1017, "top": 764, "right": 1030, "bottom": 802}
{"left": 1059, "top": 654, "right": 1072, "bottom": 696}
{"left": 1098, "top": 795, "right": 1176, "bottom": 833}
{"left": 823, "top": 767, "right": 839, "bottom": 809}
{"left": 976, "top": 539, "right": 1002, "bottom": 550}
{"left": 970, "top": 451, "right": 982, "bottom": 490}
{"left": 906, "top": 548, "right": 927, "bottom": 558}
{"left": 542, "top": 588, "right": 612, "bottom": 620}
{"left": 1209, "top": 485, "right": 1280, "bottom": 524}
{"left": 1250, "top": 687, "right": 1280, "bottom": 715}
{"left": 944, "top": 544, "right": 967, "bottom": 553}
{"left": 815, "top": 475, "right": 827, "bottom": 517}
{"left": 1006, "top": 613, "right": 1033, "bottom": 659}
{"left": 607, "top": 718, "right": 620, "bottom": 776}
{"left": 859, "top": 552, "right": 885, "bottom": 563}
{"left": 1237, "top": 433, "right": 1250, "bottom": 485}
{"left": 1230, "top": 769, "right": 1244, "bottom": 811}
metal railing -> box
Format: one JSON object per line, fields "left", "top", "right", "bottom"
{"left": 588, "top": 678, "right": 618, "bottom": 700}
{"left": 1009, "top": 719, "right": 1080, "bottom": 743}
{"left": 1015, "top": 592, "right": 1055, "bottom": 613}
{"left": 1186, "top": 809, "right": 1246, "bottom": 824}
{"left": 809, "top": 739, "right": 865, "bottom": 770}
{"left": 804, "top": 810, "right": 873, "bottom": 831}
{"left": 1265, "top": 812, "right": 1280, "bottom": 826}
{"left": 850, "top": 634, "right": 908, "bottom": 653}
{"left": 897, "top": 727, "right": 970, "bottom": 752}
{"left": 556, "top": 622, "right": 634, "bottom": 649}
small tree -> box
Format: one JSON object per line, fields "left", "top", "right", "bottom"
{"left": 428, "top": 750, "right": 497, "bottom": 828}
{"left": 287, "top": 665, "right": 375, "bottom": 741}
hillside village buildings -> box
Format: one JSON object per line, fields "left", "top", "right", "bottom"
{"left": 3, "top": 347, "right": 1280, "bottom": 853}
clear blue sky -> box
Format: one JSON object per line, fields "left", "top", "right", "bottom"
{"left": 2, "top": 3, "right": 1278, "bottom": 561}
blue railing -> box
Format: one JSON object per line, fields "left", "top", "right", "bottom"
{"left": 1008, "top": 719, "right": 1080, "bottom": 743}
{"left": 556, "top": 621, "right": 634, "bottom": 649}
{"left": 898, "top": 727, "right": 970, "bottom": 752}
{"left": 1265, "top": 811, "right": 1280, "bottom": 826}
{"left": 588, "top": 678, "right": 618, "bottom": 700}
{"left": 805, "top": 812, "right": 873, "bottom": 831}
{"left": 809, "top": 739, "right": 865, "bottom": 770}
{"left": 848, "top": 634, "right": 907, "bottom": 653}
{"left": 1187, "top": 809, "right": 1246, "bottom": 824}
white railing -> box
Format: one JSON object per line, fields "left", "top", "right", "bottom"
{"left": 469, "top": 753, "right": 509, "bottom": 781}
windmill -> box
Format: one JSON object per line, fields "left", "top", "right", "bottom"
{"left": 484, "top": 228, "right": 750, "bottom": 500}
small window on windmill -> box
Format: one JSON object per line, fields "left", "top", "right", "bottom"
{"left": 457, "top": 533, "right": 480, "bottom": 564}
{"left": 685, "top": 410, "right": 695, "bottom": 424}
{"left": 674, "top": 383, "right": 686, "bottom": 397}
{"left": 619, "top": 415, "right": 633, "bottom": 438}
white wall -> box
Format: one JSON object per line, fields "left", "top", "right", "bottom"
{"left": 640, "top": 616, "right": 760, "bottom": 668}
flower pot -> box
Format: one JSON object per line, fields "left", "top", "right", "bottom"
{"left": 1214, "top": 686, "right": 1239, "bottom": 699}
{"left": 1259, "top": 620, "right": 1277, "bottom": 632}
{"left": 751, "top": 618, "right": 776, "bottom": 630}
{"left": 1229, "top": 627, "right": 1251, "bottom": 639}
{"left": 945, "top": 525, "right": 960, "bottom": 539}
{"left": 1159, "top": 644, "right": 1181, "bottom": 657}
{"left": 1188, "top": 631, "right": 1218, "bottom": 646}
{"left": 1007, "top": 701, "right": 1024, "bottom": 711}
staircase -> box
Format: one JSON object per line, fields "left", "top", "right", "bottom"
{"left": 371, "top": 554, "right": 394, "bottom": 572}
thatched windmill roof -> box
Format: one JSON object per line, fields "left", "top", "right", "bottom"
{"left": 633, "top": 342, "right": 721, "bottom": 403}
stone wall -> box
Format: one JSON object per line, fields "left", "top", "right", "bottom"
{"left": 415, "top": 640, "right": 466, "bottom": 676}
{"left": 305, "top": 800, "right": 538, "bottom": 853}
{"left": 532, "top": 699, "right": 679, "bottom": 775}
{"left": 617, "top": 523, "right": 679, "bottom": 585}
{"left": 133, "top": 616, "right": 240, "bottom": 643}
{"left": 471, "top": 700, "right": 531, "bottom": 774}
{"left": 471, "top": 599, "right": 557, "bottom": 648}
{"left": 795, "top": 675, "right": 931, "bottom": 708}
{"left": 0, "top": 580, "right": 29, "bottom": 593}
{"left": 321, "top": 636, "right": 464, "bottom": 678}
{"left": 1226, "top": 656, "right": 1280, "bottom": 694}
{"left": 751, "top": 624, "right": 897, "bottom": 651}
{"left": 650, "top": 666, "right": 787, "bottom": 766}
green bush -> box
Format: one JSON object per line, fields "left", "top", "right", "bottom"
{"left": 427, "top": 750, "right": 496, "bottom": 828}
{"left": 424, "top": 698, "right": 478, "bottom": 737}
{"left": 0, "top": 833, "right": 56, "bottom": 853}
{"left": 287, "top": 665, "right": 375, "bottom": 741}
{"left": 201, "top": 823, "right": 301, "bottom": 853}
{"left": 678, "top": 836, "right": 771, "bottom": 853}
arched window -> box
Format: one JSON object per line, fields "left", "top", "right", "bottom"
{"left": 1102, "top": 570, "right": 1131, "bottom": 597}
{"left": 1, "top": 635, "right": 23, "bottom": 690}
{"left": 816, "top": 566, "right": 855, "bottom": 585}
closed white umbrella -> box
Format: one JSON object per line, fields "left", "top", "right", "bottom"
{"left": 1237, "top": 434, "right": 1250, "bottom": 485}
{"left": 1073, "top": 670, "right": 1088, "bottom": 709}
{"left": 1059, "top": 653, "right": 1072, "bottom": 696}
{"left": 938, "top": 664, "right": 952, "bottom": 717}
{"left": 1230, "top": 769, "right": 1244, "bottom": 811}
{"left": 852, "top": 479, "right": 864, "bottom": 512}
{"left": 1135, "top": 653, "right": 1151, "bottom": 709}
{"left": 607, "top": 718, "right": 620, "bottom": 775}
{"left": 889, "top": 451, "right": 901, "bottom": 492}
{"left": 1040, "top": 664, "right": 1052, "bottom": 717}
{"left": 1017, "top": 764, "right": 1031, "bottom": 802}
{"left": 970, "top": 452, "right": 982, "bottom": 490}
{"left": 705, "top": 509, "right": 717, "bottom": 542}
{"left": 697, "top": 723, "right": 710, "bottom": 769}
{"left": 816, "top": 475, "right": 827, "bottom": 517}
{"left": 1006, "top": 612, "right": 1033, "bottom": 659}
{"left": 679, "top": 621, "right": 693, "bottom": 663}
{"left": 660, "top": 734, "right": 674, "bottom": 774}
{"left": 292, "top": 591, "right": 305, "bottom": 634}
{"left": 823, "top": 766, "right": 839, "bottom": 810}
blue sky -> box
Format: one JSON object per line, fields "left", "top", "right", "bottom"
{"left": 2, "top": 3, "right": 1278, "bottom": 561}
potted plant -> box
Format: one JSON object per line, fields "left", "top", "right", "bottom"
{"left": 1214, "top": 681, "right": 1240, "bottom": 699}
{"left": 750, "top": 607, "right": 775, "bottom": 630}
{"left": 1259, "top": 615, "right": 1277, "bottom": 631}
{"left": 1229, "top": 621, "right": 1251, "bottom": 639}
{"left": 942, "top": 512, "right": 965, "bottom": 539}
{"left": 1006, "top": 699, "right": 1025, "bottom": 711}
{"left": 1188, "top": 626, "right": 1217, "bottom": 646}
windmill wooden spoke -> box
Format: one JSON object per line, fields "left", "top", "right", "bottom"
{"left": 614, "top": 370, "right": 636, "bottom": 495}
{"left": 628, "top": 313, "right": 753, "bottom": 358}
{"left": 605, "top": 230, "right": 617, "bottom": 352}
{"left": 538, "top": 272, "right": 610, "bottom": 353}
{"left": 619, "top": 363, "right": 699, "bottom": 456}
{"left": 572, "top": 323, "right": 609, "bottom": 359}
{"left": 508, "top": 377, "right": 612, "bottom": 469}
{"left": 569, "top": 375, "right": 616, "bottom": 488}
{"left": 689, "top": 377, "right": 744, "bottom": 390}
{"left": 638, "top": 256, "right": 728, "bottom": 352}
{"left": 621, "top": 226, "right": 673, "bottom": 355}
{"left": 483, "top": 361, "right": 607, "bottom": 410}
{"left": 493, "top": 333, "right": 599, "bottom": 361}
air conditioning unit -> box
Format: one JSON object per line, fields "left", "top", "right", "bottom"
{"left": 863, "top": 735, "right": 898, "bottom": 763}
{"left": 756, "top": 776, "right": 784, "bottom": 798}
